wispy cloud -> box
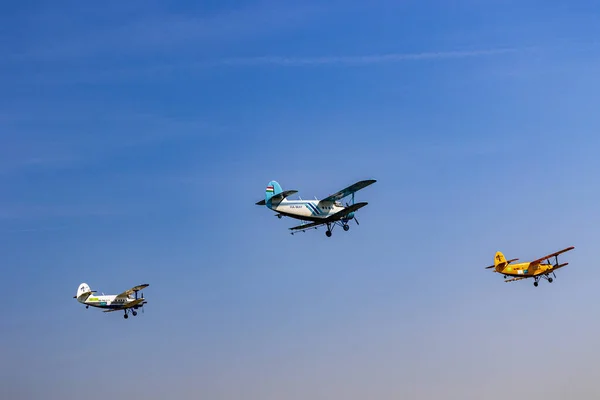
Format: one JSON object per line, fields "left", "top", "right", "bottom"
{"left": 212, "top": 48, "right": 519, "bottom": 67}
{"left": 3, "top": 46, "right": 524, "bottom": 85}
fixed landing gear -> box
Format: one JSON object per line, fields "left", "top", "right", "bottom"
{"left": 324, "top": 222, "right": 351, "bottom": 236}
{"left": 533, "top": 274, "right": 555, "bottom": 287}
{"left": 86, "top": 305, "right": 89, "bottom": 309}
{"left": 123, "top": 309, "right": 138, "bottom": 319}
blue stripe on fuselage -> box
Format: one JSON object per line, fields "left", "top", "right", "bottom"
{"left": 306, "top": 202, "right": 321, "bottom": 215}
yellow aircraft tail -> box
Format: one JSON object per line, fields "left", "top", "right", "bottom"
{"left": 494, "top": 251, "right": 507, "bottom": 271}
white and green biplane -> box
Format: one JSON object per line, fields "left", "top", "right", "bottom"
{"left": 74, "top": 282, "right": 149, "bottom": 319}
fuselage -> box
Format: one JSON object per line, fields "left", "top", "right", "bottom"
{"left": 270, "top": 199, "right": 351, "bottom": 221}
{"left": 498, "top": 262, "right": 554, "bottom": 277}
{"left": 78, "top": 294, "right": 139, "bottom": 310}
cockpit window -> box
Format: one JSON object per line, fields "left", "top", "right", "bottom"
{"left": 334, "top": 201, "right": 343, "bottom": 207}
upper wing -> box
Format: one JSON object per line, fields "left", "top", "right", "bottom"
{"left": 320, "top": 180, "right": 376, "bottom": 203}
{"left": 255, "top": 190, "right": 298, "bottom": 205}
{"left": 115, "top": 284, "right": 149, "bottom": 299}
{"left": 529, "top": 246, "right": 575, "bottom": 266}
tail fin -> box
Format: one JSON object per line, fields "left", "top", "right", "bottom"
{"left": 74, "top": 283, "right": 92, "bottom": 301}
{"left": 494, "top": 252, "right": 507, "bottom": 270}
{"left": 265, "top": 180, "right": 283, "bottom": 203}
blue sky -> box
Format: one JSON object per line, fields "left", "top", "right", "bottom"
{"left": 2, "top": 1, "right": 600, "bottom": 398}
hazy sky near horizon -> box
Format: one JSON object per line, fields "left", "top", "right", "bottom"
{"left": 3, "top": 1, "right": 600, "bottom": 399}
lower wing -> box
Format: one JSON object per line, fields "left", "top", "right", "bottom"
{"left": 552, "top": 262, "right": 569, "bottom": 271}
{"left": 289, "top": 220, "right": 326, "bottom": 232}
{"left": 289, "top": 202, "right": 368, "bottom": 232}
{"left": 326, "top": 202, "right": 368, "bottom": 221}
{"left": 123, "top": 298, "right": 146, "bottom": 309}
{"left": 505, "top": 276, "right": 528, "bottom": 283}
{"left": 102, "top": 299, "right": 146, "bottom": 312}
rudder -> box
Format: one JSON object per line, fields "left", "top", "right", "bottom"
{"left": 494, "top": 252, "right": 507, "bottom": 269}
{"left": 75, "top": 283, "right": 92, "bottom": 302}
{"left": 265, "top": 181, "right": 283, "bottom": 203}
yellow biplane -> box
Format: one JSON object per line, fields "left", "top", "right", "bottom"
{"left": 485, "top": 246, "right": 575, "bottom": 287}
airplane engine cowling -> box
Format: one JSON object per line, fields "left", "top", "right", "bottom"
{"left": 343, "top": 212, "right": 355, "bottom": 221}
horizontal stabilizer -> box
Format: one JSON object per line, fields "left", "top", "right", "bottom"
{"left": 270, "top": 190, "right": 298, "bottom": 202}
{"left": 484, "top": 258, "right": 518, "bottom": 269}
{"left": 73, "top": 290, "right": 94, "bottom": 299}
{"left": 256, "top": 190, "right": 298, "bottom": 205}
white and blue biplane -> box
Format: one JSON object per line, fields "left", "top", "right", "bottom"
{"left": 256, "top": 179, "right": 376, "bottom": 237}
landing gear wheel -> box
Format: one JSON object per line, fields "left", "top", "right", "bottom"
{"left": 86, "top": 305, "right": 89, "bottom": 309}
{"left": 533, "top": 281, "right": 539, "bottom": 287}
{"left": 124, "top": 314, "right": 129, "bottom": 319}
{"left": 343, "top": 224, "right": 350, "bottom": 231}
{"left": 132, "top": 311, "right": 138, "bottom": 316}
{"left": 325, "top": 230, "right": 332, "bottom": 237}
{"left": 548, "top": 278, "right": 553, "bottom": 283}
